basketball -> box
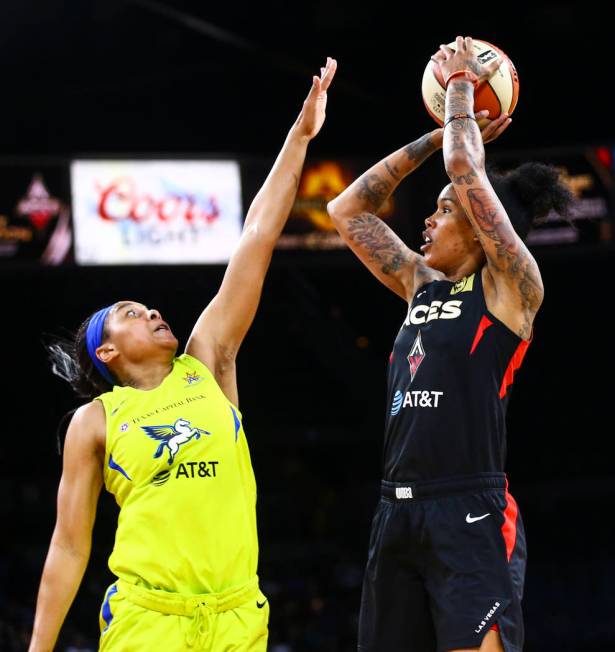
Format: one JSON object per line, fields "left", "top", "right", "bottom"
{"left": 422, "top": 39, "right": 519, "bottom": 127}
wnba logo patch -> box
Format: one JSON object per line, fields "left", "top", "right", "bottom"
{"left": 407, "top": 331, "right": 425, "bottom": 382}
{"left": 184, "top": 370, "right": 203, "bottom": 386}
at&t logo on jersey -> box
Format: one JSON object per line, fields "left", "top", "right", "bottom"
{"left": 404, "top": 300, "right": 462, "bottom": 326}
{"left": 151, "top": 461, "right": 220, "bottom": 486}
{"left": 391, "top": 390, "right": 403, "bottom": 415}
{"left": 391, "top": 390, "right": 444, "bottom": 415}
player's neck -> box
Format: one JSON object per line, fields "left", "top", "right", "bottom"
{"left": 444, "top": 259, "right": 481, "bottom": 283}
{"left": 115, "top": 358, "right": 175, "bottom": 391}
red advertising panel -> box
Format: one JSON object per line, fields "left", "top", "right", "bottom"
{"left": 0, "top": 164, "right": 72, "bottom": 265}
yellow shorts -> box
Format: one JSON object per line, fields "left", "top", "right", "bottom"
{"left": 98, "top": 577, "right": 269, "bottom": 651}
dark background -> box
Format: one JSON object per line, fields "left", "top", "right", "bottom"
{"left": 1, "top": 2, "right": 614, "bottom": 651}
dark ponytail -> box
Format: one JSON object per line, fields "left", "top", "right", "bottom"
{"left": 47, "top": 315, "right": 114, "bottom": 400}
{"left": 487, "top": 162, "right": 574, "bottom": 240}
{"left": 46, "top": 314, "right": 114, "bottom": 453}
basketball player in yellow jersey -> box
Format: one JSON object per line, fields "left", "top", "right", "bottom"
{"left": 28, "top": 57, "right": 337, "bottom": 652}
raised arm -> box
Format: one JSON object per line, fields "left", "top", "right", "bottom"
{"left": 29, "top": 402, "right": 105, "bottom": 652}
{"left": 186, "top": 58, "right": 337, "bottom": 401}
{"left": 327, "top": 132, "right": 444, "bottom": 301}
{"left": 433, "top": 37, "right": 543, "bottom": 338}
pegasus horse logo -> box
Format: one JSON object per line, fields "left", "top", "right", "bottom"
{"left": 141, "top": 418, "right": 211, "bottom": 465}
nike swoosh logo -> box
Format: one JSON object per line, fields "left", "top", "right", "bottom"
{"left": 256, "top": 600, "right": 267, "bottom": 609}
{"left": 466, "top": 512, "right": 490, "bottom": 523}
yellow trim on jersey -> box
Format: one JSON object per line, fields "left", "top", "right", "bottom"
{"left": 450, "top": 273, "right": 475, "bottom": 295}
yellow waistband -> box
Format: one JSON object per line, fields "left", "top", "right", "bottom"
{"left": 117, "top": 577, "right": 259, "bottom": 616}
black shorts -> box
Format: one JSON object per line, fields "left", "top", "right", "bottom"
{"left": 358, "top": 473, "right": 526, "bottom": 652}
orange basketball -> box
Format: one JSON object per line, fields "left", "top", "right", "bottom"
{"left": 422, "top": 39, "right": 519, "bottom": 127}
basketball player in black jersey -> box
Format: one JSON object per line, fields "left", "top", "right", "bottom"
{"left": 328, "top": 37, "right": 572, "bottom": 652}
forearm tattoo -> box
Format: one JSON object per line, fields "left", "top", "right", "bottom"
{"left": 382, "top": 133, "right": 437, "bottom": 183}
{"left": 445, "top": 80, "right": 474, "bottom": 117}
{"left": 404, "top": 132, "right": 437, "bottom": 164}
{"left": 356, "top": 173, "right": 392, "bottom": 212}
{"left": 384, "top": 160, "right": 401, "bottom": 181}
{"left": 450, "top": 168, "right": 478, "bottom": 185}
{"left": 347, "top": 212, "right": 411, "bottom": 275}
{"left": 467, "top": 188, "right": 543, "bottom": 338}
{"left": 445, "top": 82, "right": 480, "bottom": 152}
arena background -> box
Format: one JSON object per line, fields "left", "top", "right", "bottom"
{"left": 1, "top": 2, "right": 613, "bottom": 650}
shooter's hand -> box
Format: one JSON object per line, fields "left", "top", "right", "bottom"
{"left": 431, "top": 36, "right": 500, "bottom": 86}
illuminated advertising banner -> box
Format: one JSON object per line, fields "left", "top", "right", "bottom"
{"left": 269, "top": 160, "right": 404, "bottom": 250}
{"left": 71, "top": 160, "right": 243, "bottom": 264}
{"left": 0, "top": 164, "right": 72, "bottom": 265}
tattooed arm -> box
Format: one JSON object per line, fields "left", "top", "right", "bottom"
{"left": 434, "top": 36, "right": 543, "bottom": 339}
{"left": 327, "top": 132, "right": 444, "bottom": 300}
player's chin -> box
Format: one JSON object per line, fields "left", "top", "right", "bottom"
{"left": 421, "top": 244, "right": 436, "bottom": 266}
{"left": 154, "top": 330, "right": 179, "bottom": 348}
{"left": 422, "top": 249, "right": 446, "bottom": 273}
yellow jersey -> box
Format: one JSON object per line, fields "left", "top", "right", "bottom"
{"left": 97, "top": 353, "right": 258, "bottom": 594}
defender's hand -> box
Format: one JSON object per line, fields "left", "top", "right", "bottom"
{"left": 293, "top": 56, "right": 337, "bottom": 140}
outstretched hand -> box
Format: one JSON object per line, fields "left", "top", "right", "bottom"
{"left": 293, "top": 57, "right": 337, "bottom": 140}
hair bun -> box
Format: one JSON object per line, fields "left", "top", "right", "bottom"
{"left": 508, "top": 162, "right": 573, "bottom": 220}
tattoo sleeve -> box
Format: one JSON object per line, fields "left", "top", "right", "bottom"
{"left": 353, "top": 132, "right": 438, "bottom": 211}
{"left": 346, "top": 213, "right": 411, "bottom": 276}
{"left": 404, "top": 132, "right": 438, "bottom": 165}
{"left": 466, "top": 188, "right": 543, "bottom": 338}
{"left": 327, "top": 131, "right": 441, "bottom": 296}
{"left": 356, "top": 173, "right": 392, "bottom": 212}
{"left": 443, "top": 80, "right": 482, "bottom": 157}
{"left": 442, "top": 82, "right": 541, "bottom": 337}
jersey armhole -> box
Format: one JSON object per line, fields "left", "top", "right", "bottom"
{"left": 92, "top": 397, "right": 112, "bottom": 484}
{"left": 477, "top": 269, "right": 532, "bottom": 344}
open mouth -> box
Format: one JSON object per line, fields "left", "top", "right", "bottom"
{"left": 154, "top": 324, "right": 170, "bottom": 333}
{"left": 420, "top": 231, "right": 433, "bottom": 252}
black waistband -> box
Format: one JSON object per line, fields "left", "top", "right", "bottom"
{"left": 381, "top": 472, "right": 507, "bottom": 501}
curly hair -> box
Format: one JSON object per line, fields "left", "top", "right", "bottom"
{"left": 487, "top": 162, "right": 574, "bottom": 240}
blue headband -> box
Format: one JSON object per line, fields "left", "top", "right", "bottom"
{"left": 85, "top": 305, "right": 115, "bottom": 385}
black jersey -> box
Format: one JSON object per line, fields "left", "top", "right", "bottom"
{"left": 383, "top": 269, "right": 530, "bottom": 482}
